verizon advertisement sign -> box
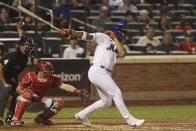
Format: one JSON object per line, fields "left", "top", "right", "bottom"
{"left": 40, "top": 58, "right": 90, "bottom": 96}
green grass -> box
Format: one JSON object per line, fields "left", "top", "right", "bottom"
{"left": 16, "top": 105, "right": 196, "bottom": 119}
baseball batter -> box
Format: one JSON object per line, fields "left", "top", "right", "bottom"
{"left": 59, "top": 24, "right": 144, "bottom": 128}
{"left": 11, "top": 61, "right": 88, "bottom": 126}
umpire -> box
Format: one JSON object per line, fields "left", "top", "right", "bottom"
{"left": 0, "top": 36, "right": 36, "bottom": 125}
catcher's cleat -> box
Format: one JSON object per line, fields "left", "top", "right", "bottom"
{"left": 128, "top": 119, "right": 144, "bottom": 128}
{"left": 5, "top": 115, "right": 13, "bottom": 125}
{"left": 34, "top": 114, "right": 53, "bottom": 125}
{"left": 11, "top": 118, "right": 23, "bottom": 126}
{"left": 75, "top": 113, "right": 91, "bottom": 127}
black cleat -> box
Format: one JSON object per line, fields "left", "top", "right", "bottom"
{"left": 5, "top": 116, "right": 12, "bottom": 125}
{"left": 0, "top": 120, "right": 4, "bottom": 126}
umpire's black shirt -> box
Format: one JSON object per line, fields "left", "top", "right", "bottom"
{"left": 0, "top": 49, "right": 28, "bottom": 82}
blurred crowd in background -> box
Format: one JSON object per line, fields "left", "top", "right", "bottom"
{"left": 0, "top": 0, "right": 196, "bottom": 58}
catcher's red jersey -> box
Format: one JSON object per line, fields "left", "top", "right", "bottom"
{"left": 19, "top": 72, "right": 62, "bottom": 102}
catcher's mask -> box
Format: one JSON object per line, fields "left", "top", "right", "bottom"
{"left": 110, "top": 24, "right": 126, "bottom": 40}
{"left": 19, "top": 36, "right": 36, "bottom": 57}
{"left": 36, "top": 61, "right": 54, "bottom": 80}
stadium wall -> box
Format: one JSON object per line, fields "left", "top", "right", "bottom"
{"left": 22, "top": 55, "right": 196, "bottom": 101}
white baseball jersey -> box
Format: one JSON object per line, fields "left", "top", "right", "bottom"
{"left": 76, "top": 32, "right": 139, "bottom": 126}
{"left": 90, "top": 33, "right": 117, "bottom": 71}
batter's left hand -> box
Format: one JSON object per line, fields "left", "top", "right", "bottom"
{"left": 104, "top": 30, "right": 117, "bottom": 40}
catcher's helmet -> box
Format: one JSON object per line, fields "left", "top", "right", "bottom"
{"left": 19, "top": 36, "right": 36, "bottom": 56}
{"left": 36, "top": 61, "right": 54, "bottom": 79}
{"left": 110, "top": 24, "right": 125, "bottom": 40}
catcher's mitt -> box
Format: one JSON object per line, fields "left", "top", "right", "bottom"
{"left": 79, "top": 89, "right": 91, "bottom": 102}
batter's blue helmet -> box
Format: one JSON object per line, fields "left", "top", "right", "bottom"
{"left": 110, "top": 24, "right": 124, "bottom": 40}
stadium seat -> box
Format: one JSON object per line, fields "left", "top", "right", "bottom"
{"left": 23, "top": 24, "right": 36, "bottom": 31}
{"left": 193, "top": 22, "right": 196, "bottom": 29}
{"left": 3, "top": 23, "right": 17, "bottom": 31}
{"left": 143, "top": 29, "right": 163, "bottom": 36}
{"left": 110, "top": 10, "right": 126, "bottom": 17}
{"left": 145, "top": 50, "right": 166, "bottom": 55}
{"left": 175, "top": 36, "right": 185, "bottom": 43}
{"left": 128, "top": 44, "right": 145, "bottom": 51}
{"left": 70, "top": 10, "right": 86, "bottom": 21}
{"left": 171, "top": 22, "right": 179, "bottom": 28}
{"left": 126, "top": 29, "right": 140, "bottom": 37}
{"left": 126, "top": 50, "right": 144, "bottom": 55}
{"left": 45, "top": 30, "right": 61, "bottom": 37}
{"left": 149, "top": 22, "right": 158, "bottom": 28}
{"left": 0, "top": 31, "right": 19, "bottom": 38}
{"left": 172, "top": 10, "right": 190, "bottom": 18}
{"left": 193, "top": 10, "right": 196, "bottom": 16}
{"left": 156, "top": 36, "right": 163, "bottom": 42}
{"left": 152, "top": 16, "right": 172, "bottom": 23}
{"left": 87, "top": 16, "right": 97, "bottom": 24}
{"left": 127, "top": 22, "right": 145, "bottom": 31}
{"left": 178, "top": 4, "right": 194, "bottom": 11}
{"left": 89, "top": 10, "right": 99, "bottom": 16}
{"left": 124, "top": 29, "right": 140, "bottom": 44}
{"left": 184, "top": 16, "right": 196, "bottom": 25}
{"left": 190, "top": 30, "right": 196, "bottom": 41}
{"left": 136, "top": 3, "right": 153, "bottom": 11}
{"left": 131, "top": 36, "right": 141, "bottom": 44}
{"left": 152, "top": 10, "right": 159, "bottom": 18}
{"left": 169, "top": 51, "right": 188, "bottom": 55}
{"left": 70, "top": 17, "right": 88, "bottom": 31}
{"left": 104, "top": 22, "right": 119, "bottom": 30}
{"left": 166, "top": 30, "right": 185, "bottom": 38}
{"left": 110, "top": 16, "right": 124, "bottom": 22}
{"left": 154, "top": 4, "right": 174, "bottom": 10}
{"left": 42, "top": 37, "right": 62, "bottom": 57}
{"left": 0, "top": 37, "right": 20, "bottom": 49}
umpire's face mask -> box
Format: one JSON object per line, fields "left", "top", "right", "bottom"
{"left": 24, "top": 38, "right": 36, "bottom": 57}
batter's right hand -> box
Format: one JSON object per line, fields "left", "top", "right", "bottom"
{"left": 59, "top": 29, "right": 71, "bottom": 36}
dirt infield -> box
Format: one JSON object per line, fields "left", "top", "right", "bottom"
{"left": 0, "top": 118, "right": 195, "bottom": 131}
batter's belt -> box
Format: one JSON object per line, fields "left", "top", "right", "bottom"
{"left": 91, "top": 64, "right": 112, "bottom": 73}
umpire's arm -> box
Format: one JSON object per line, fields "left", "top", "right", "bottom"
{"left": 0, "top": 64, "right": 11, "bottom": 88}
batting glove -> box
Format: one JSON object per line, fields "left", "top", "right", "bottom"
{"left": 59, "top": 29, "right": 71, "bottom": 36}
{"left": 104, "top": 30, "right": 117, "bottom": 40}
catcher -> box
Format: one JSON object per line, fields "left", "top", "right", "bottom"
{"left": 11, "top": 61, "right": 89, "bottom": 126}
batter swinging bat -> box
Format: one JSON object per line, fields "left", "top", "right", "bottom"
{"left": 17, "top": 5, "right": 60, "bottom": 31}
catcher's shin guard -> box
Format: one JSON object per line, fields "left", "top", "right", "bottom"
{"left": 35, "top": 98, "right": 64, "bottom": 125}
{"left": 13, "top": 90, "right": 32, "bottom": 121}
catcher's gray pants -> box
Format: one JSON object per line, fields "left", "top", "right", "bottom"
{"left": 26, "top": 98, "right": 53, "bottom": 113}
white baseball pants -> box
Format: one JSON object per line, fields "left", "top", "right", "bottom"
{"left": 77, "top": 65, "right": 136, "bottom": 122}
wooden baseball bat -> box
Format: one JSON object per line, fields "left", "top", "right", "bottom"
{"left": 71, "top": 18, "right": 98, "bottom": 30}
{"left": 17, "top": 5, "right": 60, "bottom": 31}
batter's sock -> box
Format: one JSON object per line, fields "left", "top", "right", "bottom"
{"left": 77, "top": 99, "right": 105, "bottom": 119}
{"left": 113, "top": 92, "right": 136, "bottom": 122}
